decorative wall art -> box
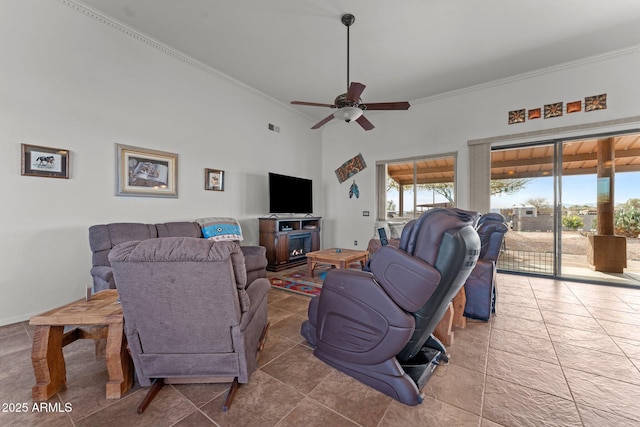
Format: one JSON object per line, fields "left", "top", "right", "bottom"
{"left": 567, "top": 101, "right": 582, "bottom": 113}
{"left": 21, "top": 144, "right": 69, "bottom": 178}
{"left": 528, "top": 108, "right": 541, "bottom": 120}
{"left": 335, "top": 153, "right": 367, "bottom": 183}
{"left": 349, "top": 180, "right": 360, "bottom": 199}
{"left": 205, "top": 168, "right": 224, "bottom": 191}
{"left": 544, "top": 102, "right": 563, "bottom": 119}
{"left": 116, "top": 144, "right": 178, "bottom": 197}
{"left": 585, "top": 93, "right": 607, "bottom": 112}
{"left": 508, "top": 109, "right": 525, "bottom": 124}
{"left": 507, "top": 93, "right": 607, "bottom": 124}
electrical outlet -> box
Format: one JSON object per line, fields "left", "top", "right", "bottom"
{"left": 354, "top": 240, "right": 358, "bottom": 246}
{"left": 363, "top": 211, "right": 370, "bottom": 216}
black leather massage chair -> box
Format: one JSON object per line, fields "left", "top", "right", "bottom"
{"left": 300, "top": 208, "right": 481, "bottom": 405}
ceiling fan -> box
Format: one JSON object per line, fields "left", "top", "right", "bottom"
{"left": 291, "top": 13, "right": 410, "bottom": 131}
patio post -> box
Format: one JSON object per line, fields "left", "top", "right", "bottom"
{"left": 588, "top": 137, "right": 627, "bottom": 273}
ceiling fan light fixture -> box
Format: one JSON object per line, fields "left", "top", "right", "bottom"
{"left": 333, "top": 106, "right": 362, "bottom": 123}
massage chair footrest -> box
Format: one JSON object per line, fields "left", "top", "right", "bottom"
{"left": 401, "top": 346, "right": 442, "bottom": 390}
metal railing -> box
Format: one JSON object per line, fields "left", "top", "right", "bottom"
{"left": 497, "top": 249, "right": 554, "bottom": 275}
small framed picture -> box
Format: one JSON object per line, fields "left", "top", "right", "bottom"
{"left": 116, "top": 144, "right": 178, "bottom": 198}
{"left": 21, "top": 144, "right": 70, "bottom": 178}
{"left": 205, "top": 168, "right": 224, "bottom": 191}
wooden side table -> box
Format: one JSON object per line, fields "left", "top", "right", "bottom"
{"left": 306, "top": 248, "right": 369, "bottom": 277}
{"left": 29, "top": 289, "right": 133, "bottom": 401}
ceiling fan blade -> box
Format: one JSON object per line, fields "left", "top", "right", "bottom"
{"left": 363, "top": 101, "right": 411, "bottom": 110}
{"left": 291, "top": 101, "right": 336, "bottom": 108}
{"left": 346, "top": 82, "right": 366, "bottom": 102}
{"left": 356, "top": 115, "right": 375, "bottom": 131}
{"left": 311, "top": 114, "right": 335, "bottom": 129}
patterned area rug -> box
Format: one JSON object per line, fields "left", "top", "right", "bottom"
{"left": 269, "top": 267, "right": 328, "bottom": 297}
{"left": 269, "top": 264, "right": 363, "bottom": 297}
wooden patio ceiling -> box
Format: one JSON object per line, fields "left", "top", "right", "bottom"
{"left": 387, "top": 135, "right": 640, "bottom": 185}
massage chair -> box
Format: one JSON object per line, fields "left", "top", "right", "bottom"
{"left": 300, "top": 208, "right": 481, "bottom": 405}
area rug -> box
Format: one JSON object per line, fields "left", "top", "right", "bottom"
{"left": 269, "top": 264, "right": 362, "bottom": 297}
{"left": 269, "top": 267, "right": 327, "bottom": 297}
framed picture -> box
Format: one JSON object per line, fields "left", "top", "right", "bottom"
{"left": 205, "top": 168, "right": 224, "bottom": 191}
{"left": 116, "top": 144, "right": 178, "bottom": 197}
{"left": 21, "top": 144, "right": 70, "bottom": 178}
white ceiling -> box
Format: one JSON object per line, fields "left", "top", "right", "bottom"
{"left": 76, "top": 0, "right": 640, "bottom": 123}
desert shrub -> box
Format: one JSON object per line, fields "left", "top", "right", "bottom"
{"left": 614, "top": 204, "right": 640, "bottom": 237}
{"left": 562, "top": 214, "right": 584, "bottom": 230}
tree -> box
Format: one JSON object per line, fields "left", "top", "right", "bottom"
{"left": 386, "top": 177, "right": 532, "bottom": 204}
{"left": 490, "top": 178, "right": 533, "bottom": 197}
{"left": 525, "top": 197, "right": 549, "bottom": 209}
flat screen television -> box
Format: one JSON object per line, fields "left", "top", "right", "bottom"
{"left": 269, "top": 172, "right": 313, "bottom": 214}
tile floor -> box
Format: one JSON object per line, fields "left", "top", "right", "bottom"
{"left": 1, "top": 273, "right": 640, "bottom": 426}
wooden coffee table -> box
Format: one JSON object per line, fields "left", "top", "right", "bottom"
{"left": 306, "top": 248, "right": 369, "bottom": 277}
{"left": 29, "top": 289, "right": 133, "bottom": 401}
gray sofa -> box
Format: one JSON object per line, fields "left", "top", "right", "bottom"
{"left": 89, "top": 221, "right": 267, "bottom": 292}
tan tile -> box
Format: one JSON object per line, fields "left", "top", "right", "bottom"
{"left": 268, "top": 294, "right": 313, "bottom": 313}
{"left": 75, "top": 386, "right": 196, "bottom": 427}
{"left": 563, "top": 367, "right": 640, "bottom": 422}
{"left": 577, "top": 404, "right": 640, "bottom": 427}
{"left": 497, "top": 293, "right": 538, "bottom": 308}
{"left": 545, "top": 324, "right": 624, "bottom": 355}
{"left": 447, "top": 322, "right": 490, "bottom": 373}
{"left": 632, "top": 358, "right": 640, "bottom": 371}
{"left": 267, "top": 288, "right": 290, "bottom": 303}
{"left": 0, "top": 325, "right": 31, "bottom": 358}
{"left": 423, "top": 363, "right": 484, "bottom": 415}
{"left": 483, "top": 376, "right": 581, "bottom": 427}
{"left": 579, "top": 297, "right": 636, "bottom": 313}
{"left": 554, "top": 343, "right": 640, "bottom": 385}
{"left": 260, "top": 344, "right": 333, "bottom": 394}
{"left": 270, "top": 314, "right": 306, "bottom": 343}
{"left": 535, "top": 298, "right": 592, "bottom": 317}
{"left": 170, "top": 382, "right": 230, "bottom": 407}
{"left": 172, "top": 410, "right": 215, "bottom": 426}
{"left": 490, "top": 329, "right": 558, "bottom": 364}
{"left": 486, "top": 348, "right": 571, "bottom": 399}
{"left": 540, "top": 309, "right": 604, "bottom": 333}
{"left": 570, "top": 288, "right": 625, "bottom": 302}
{"left": 497, "top": 284, "right": 534, "bottom": 298}
{"left": 0, "top": 402, "right": 73, "bottom": 427}
{"left": 491, "top": 314, "right": 549, "bottom": 340}
{"left": 257, "top": 333, "right": 298, "bottom": 368}
{"left": 481, "top": 418, "right": 506, "bottom": 427}
{"left": 533, "top": 290, "right": 581, "bottom": 304}
{"left": 379, "top": 395, "right": 479, "bottom": 427}
{"left": 497, "top": 302, "right": 543, "bottom": 322}
{"left": 308, "top": 370, "right": 391, "bottom": 427}
{"left": 201, "top": 370, "right": 304, "bottom": 426}
{"left": 597, "top": 319, "right": 640, "bottom": 341}
{"left": 278, "top": 397, "right": 359, "bottom": 427}
{"left": 266, "top": 306, "right": 295, "bottom": 325}
{"left": 612, "top": 336, "right": 640, "bottom": 359}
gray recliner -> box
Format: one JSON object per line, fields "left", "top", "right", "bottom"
{"left": 300, "top": 208, "right": 480, "bottom": 405}
{"left": 109, "top": 237, "right": 270, "bottom": 413}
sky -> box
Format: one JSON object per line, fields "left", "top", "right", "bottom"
{"left": 490, "top": 171, "right": 640, "bottom": 208}
{"left": 386, "top": 171, "right": 639, "bottom": 212}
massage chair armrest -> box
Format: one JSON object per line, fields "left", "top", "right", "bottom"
{"left": 370, "top": 246, "right": 441, "bottom": 312}
{"left": 312, "top": 269, "right": 415, "bottom": 364}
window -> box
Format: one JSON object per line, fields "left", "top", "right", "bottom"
{"left": 377, "top": 153, "right": 457, "bottom": 221}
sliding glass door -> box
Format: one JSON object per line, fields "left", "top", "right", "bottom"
{"left": 490, "top": 131, "right": 640, "bottom": 286}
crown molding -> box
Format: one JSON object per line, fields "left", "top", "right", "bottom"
{"left": 413, "top": 44, "right": 640, "bottom": 106}
{"left": 58, "top": 0, "right": 309, "bottom": 120}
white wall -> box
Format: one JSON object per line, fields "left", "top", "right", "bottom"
{"left": 0, "top": 1, "right": 322, "bottom": 325}
{"left": 321, "top": 47, "right": 640, "bottom": 249}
